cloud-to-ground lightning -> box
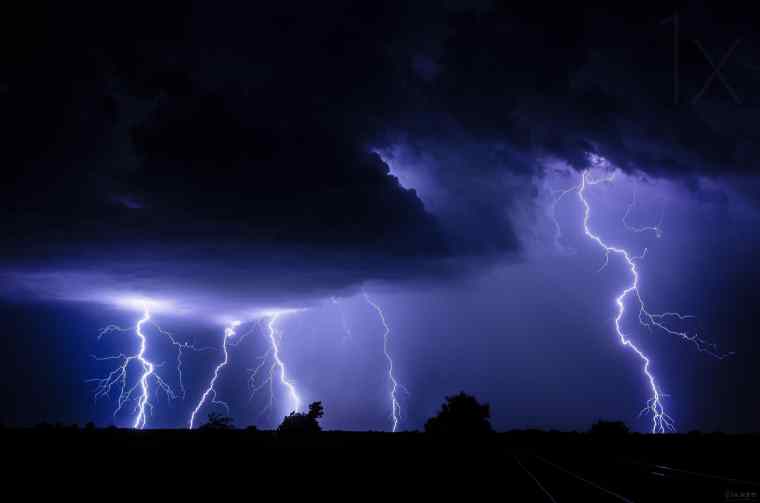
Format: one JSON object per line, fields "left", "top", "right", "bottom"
{"left": 264, "top": 312, "right": 301, "bottom": 414}
{"left": 363, "top": 292, "right": 405, "bottom": 432}
{"left": 569, "top": 166, "right": 731, "bottom": 433}
{"left": 577, "top": 170, "right": 673, "bottom": 433}
{"left": 188, "top": 321, "right": 241, "bottom": 429}
{"left": 90, "top": 307, "right": 176, "bottom": 429}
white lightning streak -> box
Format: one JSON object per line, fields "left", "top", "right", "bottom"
{"left": 188, "top": 321, "right": 241, "bottom": 429}
{"left": 152, "top": 324, "right": 214, "bottom": 400}
{"left": 267, "top": 314, "right": 301, "bottom": 414}
{"left": 132, "top": 310, "right": 155, "bottom": 429}
{"left": 89, "top": 307, "right": 175, "bottom": 429}
{"left": 363, "top": 292, "right": 404, "bottom": 432}
{"left": 576, "top": 169, "right": 730, "bottom": 433}
{"left": 578, "top": 170, "right": 673, "bottom": 432}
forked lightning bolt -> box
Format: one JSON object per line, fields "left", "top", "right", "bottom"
{"left": 188, "top": 321, "right": 241, "bottom": 429}
{"left": 572, "top": 167, "right": 730, "bottom": 433}
{"left": 364, "top": 292, "right": 405, "bottom": 432}
{"left": 90, "top": 307, "right": 177, "bottom": 429}
{"left": 267, "top": 313, "right": 301, "bottom": 414}
{"left": 247, "top": 315, "right": 299, "bottom": 419}
{"left": 578, "top": 171, "right": 673, "bottom": 433}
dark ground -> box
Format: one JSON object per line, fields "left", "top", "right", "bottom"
{"left": 2, "top": 428, "right": 757, "bottom": 502}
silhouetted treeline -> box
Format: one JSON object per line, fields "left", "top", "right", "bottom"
{"left": 5, "top": 392, "right": 759, "bottom": 441}
{"left": 3, "top": 392, "right": 757, "bottom": 501}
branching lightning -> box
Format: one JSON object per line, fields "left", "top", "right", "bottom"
{"left": 90, "top": 307, "right": 178, "bottom": 429}
{"left": 246, "top": 312, "right": 304, "bottom": 420}
{"left": 266, "top": 313, "right": 301, "bottom": 414}
{"left": 578, "top": 170, "right": 673, "bottom": 433}
{"left": 363, "top": 291, "right": 405, "bottom": 432}
{"left": 188, "top": 321, "right": 241, "bottom": 429}
{"left": 155, "top": 324, "right": 215, "bottom": 400}
{"left": 567, "top": 166, "right": 730, "bottom": 433}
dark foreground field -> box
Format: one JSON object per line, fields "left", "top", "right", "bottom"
{"left": 2, "top": 428, "right": 757, "bottom": 502}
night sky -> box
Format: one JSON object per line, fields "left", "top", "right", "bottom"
{"left": 1, "top": 3, "right": 759, "bottom": 433}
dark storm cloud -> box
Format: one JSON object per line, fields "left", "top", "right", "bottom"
{"left": 0, "top": 2, "right": 455, "bottom": 301}
{"left": 2, "top": 2, "right": 760, "bottom": 433}
{"left": 2, "top": 2, "right": 759, "bottom": 303}
{"left": 386, "top": 4, "right": 760, "bottom": 180}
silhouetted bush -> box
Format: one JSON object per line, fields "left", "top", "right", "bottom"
{"left": 590, "top": 420, "right": 629, "bottom": 437}
{"left": 200, "top": 412, "right": 234, "bottom": 430}
{"left": 425, "top": 392, "right": 492, "bottom": 435}
{"left": 84, "top": 421, "right": 96, "bottom": 431}
{"left": 277, "top": 401, "right": 324, "bottom": 434}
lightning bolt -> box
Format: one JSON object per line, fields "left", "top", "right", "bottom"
{"left": 266, "top": 313, "right": 301, "bottom": 414}
{"left": 188, "top": 321, "right": 241, "bottom": 429}
{"left": 154, "top": 324, "right": 214, "bottom": 400}
{"left": 89, "top": 307, "right": 176, "bottom": 429}
{"left": 363, "top": 292, "right": 404, "bottom": 432}
{"left": 577, "top": 170, "right": 673, "bottom": 433}
{"left": 573, "top": 167, "right": 731, "bottom": 433}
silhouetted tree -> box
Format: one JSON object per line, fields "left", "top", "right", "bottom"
{"left": 84, "top": 421, "right": 96, "bottom": 431}
{"left": 425, "top": 392, "right": 492, "bottom": 435}
{"left": 277, "top": 401, "right": 324, "bottom": 434}
{"left": 200, "top": 412, "right": 234, "bottom": 430}
{"left": 308, "top": 401, "right": 324, "bottom": 420}
{"left": 589, "top": 420, "right": 629, "bottom": 437}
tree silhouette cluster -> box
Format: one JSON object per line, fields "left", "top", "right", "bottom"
{"left": 424, "top": 392, "right": 493, "bottom": 435}
{"left": 277, "top": 401, "right": 324, "bottom": 434}
{"left": 66, "top": 393, "right": 636, "bottom": 437}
